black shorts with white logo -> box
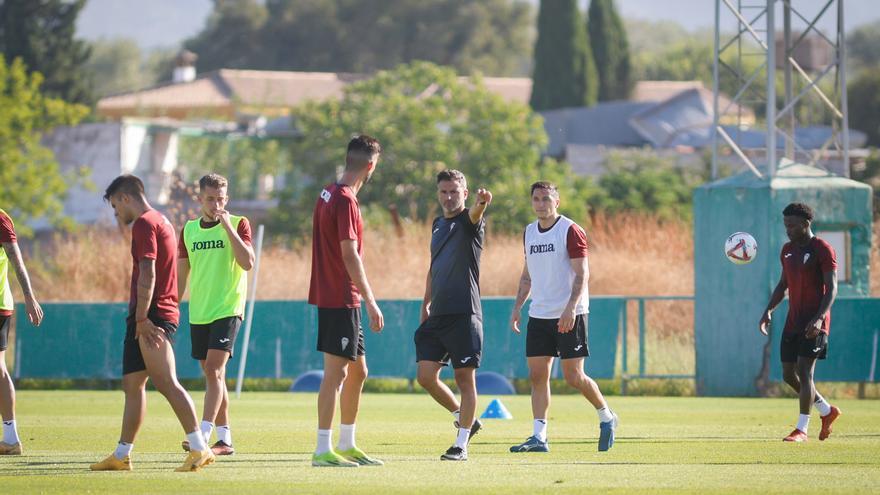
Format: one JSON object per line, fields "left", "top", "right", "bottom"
{"left": 526, "top": 314, "right": 589, "bottom": 359}
{"left": 414, "top": 313, "right": 483, "bottom": 369}
{"left": 123, "top": 316, "right": 177, "bottom": 375}
{"left": 191, "top": 315, "right": 242, "bottom": 360}
{"left": 0, "top": 315, "right": 10, "bottom": 351}
{"left": 317, "top": 307, "right": 365, "bottom": 361}
{"left": 780, "top": 331, "right": 828, "bottom": 362}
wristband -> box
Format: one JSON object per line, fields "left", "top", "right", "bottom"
{"left": 136, "top": 316, "right": 149, "bottom": 324}
{"left": 478, "top": 201, "right": 487, "bottom": 205}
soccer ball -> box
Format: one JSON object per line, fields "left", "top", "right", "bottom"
{"left": 724, "top": 232, "right": 757, "bottom": 264}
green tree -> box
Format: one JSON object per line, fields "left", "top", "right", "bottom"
{"left": 848, "top": 20, "right": 880, "bottom": 76}
{"left": 0, "top": 0, "right": 92, "bottom": 104}
{"left": 272, "top": 61, "right": 600, "bottom": 235}
{"left": 184, "top": 0, "right": 269, "bottom": 73}
{"left": 848, "top": 69, "right": 880, "bottom": 146}
{"left": 84, "top": 38, "right": 174, "bottom": 98}
{"left": 590, "top": 149, "right": 701, "bottom": 220}
{"left": 587, "top": 0, "right": 631, "bottom": 101}
{"left": 185, "top": 0, "right": 532, "bottom": 76}
{"left": 177, "top": 135, "right": 290, "bottom": 200}
{"left": 0, "top": 57, "right": 90, "bottom": 236}
{"left": 530, "top": 0, "right": 598, "bottom": 111}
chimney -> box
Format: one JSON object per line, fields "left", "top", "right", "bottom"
{"left": 172, "top": 50, "right": 198, "bottom": 83}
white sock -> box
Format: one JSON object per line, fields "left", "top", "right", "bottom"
{"left": 200, "top": 420, "right": 214, "bottom": 444}
{"left": 597, "top": 406, "right": 614, "bottom": 423}
{"left": 186, "top": 430, "right": 208, "bottom": 452}
{"left": 533, "top": 419, "right": 547, "bottom": 442}
{"left": 114, "top": 441, "right": 133, "bottom": 460}
{"left": 814, "top": 394, "right": 832, "bottom": 416}
{"left": 2, "top": 420, "right": 20, "bottom": 445}
{"left": 216, "top": 425, "right": 232, "bottom": 445}
{"left": 452, "top": 410, "right": 461, "bottom": 425}
{"left": 454, "top": 427, "right": 470, "bottom": 449}
{"left": 337, "top": 424, "right": 356, "bottom": 451}
{"left": 316, "top": 429, "right": 332, "bottom": 455}
{"left": 796, "top": 414, "right": 810, "bottom": 433}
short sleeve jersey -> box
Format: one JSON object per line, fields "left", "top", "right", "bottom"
{"left": 428, "top": 209, "right": 485, "bottom": 316}
{"left": 129, "top": 209, "right": 179, "bottom": 324}
{"left": 0, "top": 210, "right": 17, "bottom": 316}
{"left": 309, "top": 183, "right": 364, "bottom": 309}
{"left": 781, "top": 236, "right": 837, "bottom": 334}
{"left": 524, "top": 215, "right": 589, "bottom": 319}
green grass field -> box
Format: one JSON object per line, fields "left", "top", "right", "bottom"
{"left": 1, "top": 391, "right": 878, "bottom": 494}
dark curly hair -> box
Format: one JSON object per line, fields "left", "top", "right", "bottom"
{"left": 782, "top": 202, "right": 814, "bottom": 221}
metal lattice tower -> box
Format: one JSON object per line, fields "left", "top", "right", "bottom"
{"left": 712, "top": 0, "right": 850, "bottom": 179}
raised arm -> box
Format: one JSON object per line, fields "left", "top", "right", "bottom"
{"left": 219, "top": 213, "right": 254, "bottom": 270}
{"left": 468, "top": 188, "right": 493, "bottom": 225}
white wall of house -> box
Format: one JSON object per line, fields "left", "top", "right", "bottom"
{"left": 40, "top": 121, "right": 180, "bottom": 230}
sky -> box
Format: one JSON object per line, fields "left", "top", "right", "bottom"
{"left": 77, "top": 0, "right": 880, "bottom": 49}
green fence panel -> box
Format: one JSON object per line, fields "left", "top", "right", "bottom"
{"left": 14, "top": 298, "right": 622, "bottom": 380}
{"left": 770, "top": 298, "right": 880, "bottom": 382}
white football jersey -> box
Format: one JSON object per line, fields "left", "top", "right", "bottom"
{"left": 524, "top": 215, "right": 589, "bottom": 319}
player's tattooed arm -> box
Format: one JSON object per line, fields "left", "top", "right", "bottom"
{"left": 759, "top": 273, "right": 788, "bottom": 335}
{"left": 559, "top": 257, "right": 588, "bottom": 333}
{"left": 2, "top": 241, "right": 43, "bottom": 326}
{"left": 134, "top": 258, "right": 164, "bottom": 348}
{"left": 3, "top": 242, "right": 34, "bottom": 297}
{"left": 510, "top": 262, "right": 531, "bottom": 333}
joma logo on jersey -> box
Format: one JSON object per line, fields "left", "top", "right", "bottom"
{"left": 529, "top": 243, "right": 556, "bottom": 254}
{"left": 320, "top": 189, "right": 332, "bottom": 203}
{"left": 192, "top": 239, "right": 225, "bottom": 251}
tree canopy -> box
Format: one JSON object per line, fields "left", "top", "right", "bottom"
{"left": 588, "top": 0, "right": 632, "bottom": 101}
{"left": 0, "top": 57, "right": 89, "bottom": 235}
{"left": 271, "top": 61, "right": 601, "bottom": 235}
{"left": 530, "top": 0, "right": 598, "bottom": 111}
{"left": 0, "top": 0, "right": 92, "bottom": 104}
{"left": 184, "top": 0, "right": 533, "bottom": 77}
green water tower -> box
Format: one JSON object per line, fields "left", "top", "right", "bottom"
{"left": 694, "top": 161, "right": 872, "bottom": 396}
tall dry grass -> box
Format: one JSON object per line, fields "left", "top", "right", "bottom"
{"left": 21, "top": 215, "right": 879, "bottom": 303}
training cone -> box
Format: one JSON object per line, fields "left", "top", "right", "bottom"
{"left": 480, "top": 398, "right": 513, "bottom": 419}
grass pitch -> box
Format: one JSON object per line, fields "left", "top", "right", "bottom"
{"left": 1, "top": 391, "right": 878, "bottom": 494}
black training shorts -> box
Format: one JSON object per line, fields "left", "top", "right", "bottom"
{"left": 317, "top": 307, "right": 365, "bottom": 361}
{"left": 190, "top": 315, "right": 242, "bottom": 360}
{"left": 123, "top": 316, "right": 177, "bottom": 375}
{"left": 780, "top": 330, "right": 828, "bottom": 363}
{"left": 526, "top": 314, "right": 590, "bottom": 360}
{"left": 0, "top": 315, "right": 10, "bottom": 352}
{"left": 414, "top": 313, "right": 483, "bottom": 369}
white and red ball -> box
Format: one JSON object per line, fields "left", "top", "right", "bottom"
{"left": 724, "top": 232, "right": 757, "bottom": 265}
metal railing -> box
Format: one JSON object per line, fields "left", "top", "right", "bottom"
{"left": 620, "top": 296, "right": 695, "bottom": 394}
